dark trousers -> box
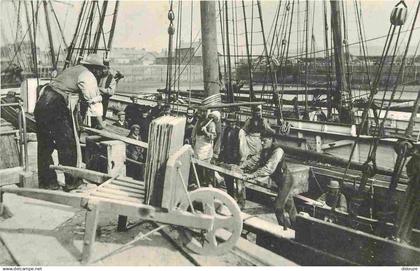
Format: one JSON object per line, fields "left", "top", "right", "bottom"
{"left": 34, "top": 87, "right": 79, "bottom": 187}
{"left": 101, "top": 94, "right": 110, "bottom": 118}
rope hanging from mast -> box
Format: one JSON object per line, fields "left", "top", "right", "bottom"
{"left": 165, "top": 0, "right": 176, "bottom": 105}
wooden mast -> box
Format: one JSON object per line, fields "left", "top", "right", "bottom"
{"left": 200, "top": 1, "right": 220, "bottom": 98}
{"left": 106, "top": 0, "right": 120, "bottom": 58}
{"left": 92, "top": 0, "right": 109, "bottom": 53}
{"left": 23, "top": 1, "right": 36, "bottom": 74}
{"left": 43, "top": 0, "right": 57, "bottom": 71}
{"left": 330, "top": 0, "right": 353, "bottom": 123}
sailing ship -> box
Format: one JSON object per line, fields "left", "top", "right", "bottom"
{"left": 1, "top": 0, "right": 419, "bottom": 265}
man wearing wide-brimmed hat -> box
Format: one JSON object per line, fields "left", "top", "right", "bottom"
{"left": 34, "top": 53, "right": 106, "bottom": 192}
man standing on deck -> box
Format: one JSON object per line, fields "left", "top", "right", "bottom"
{"left": 240, "top": 105, "right": 276, "bottom": 162}
{"left": 150, "top": 95, "right": 165, "bottom": 119}
{"left": 124, "top": 95, "right": 142, "bottom": 128}
{"left": 219, "top": 113, "right": 245, "bottom": 208}
{"left": 192, "top": 109, "right": 217, "bottom": 186}
{"left": 184, "top": 107, "right": 197, "bottom": 145}
{"left": 242, "top": 131, "right": 297, "bottom": 228}
{"left": 34, "top": 53, "right": 106, "bottom": 191}
{"left": 126, "top": 124, "right": 144, "bottom": 179}
{"left": 138, "top": 106, "right": 151, "bottom": 142}
{"left": 98, "top": 59, "right": 122, "bottom": 118}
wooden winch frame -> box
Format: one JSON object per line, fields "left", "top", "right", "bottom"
{"left": 0, "top": 145, "right": 243, "bottom": 263}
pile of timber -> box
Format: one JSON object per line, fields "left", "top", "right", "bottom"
{"left": 144, "top": 116, "right": 185, "bottom": 206}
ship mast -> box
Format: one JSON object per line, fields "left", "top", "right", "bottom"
{"left": 330, "top": 0, "right": 353, "bottom": 124}
{"left": 43, "top": 0, "right": 57, "bottom": 71}
{"left": 200, "top": 1, "right": 220, "bottom": 98}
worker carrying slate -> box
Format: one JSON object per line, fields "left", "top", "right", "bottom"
{"left": 34, "top": 53, "right": 106, "bottom": 192}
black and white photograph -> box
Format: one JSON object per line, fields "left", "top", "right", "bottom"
{"left": 0, "top": 0, "right": 419, "bottom": 267}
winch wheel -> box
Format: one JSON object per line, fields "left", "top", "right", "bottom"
{"left": 179, "top": 187, "right": 243, "bottom": 256}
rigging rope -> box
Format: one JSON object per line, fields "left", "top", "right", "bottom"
{"left": 165, "top": 0, "right": 175, "bottom": 104}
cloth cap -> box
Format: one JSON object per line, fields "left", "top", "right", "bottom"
{"left": 131, "top": 124, "right": 140, "bottom": 130}
{"left": 117, "top": 111, "right": 125, "bottom": 116}
{"left": 328, "top": 180, "right": 340, "bottom": 189}
{"left": 130, "top": 95, "right": 138, "bottom": 101}
{"left": 80, "top": 54, "right": 106, "bottom": 67}
{"left": 7, "top": 90, "right": 16, "bottom": 96}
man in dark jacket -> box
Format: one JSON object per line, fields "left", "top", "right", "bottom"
{"left": 219, "top": 113, "right": 244, "bottom": 207}
{"left": 124, "top": 95, "right": 142, "bottom": 128}
{"left": 184, "top": 107, "right": 197, "bottom": 145}
{"left": 138, "top": 107, "right": 151, "bottom": 142}
{"left": 242, "top": 131, "right": 296, "bottom": 228}
{"left": 126, "top": 124, "right": 144, "bottom": 179}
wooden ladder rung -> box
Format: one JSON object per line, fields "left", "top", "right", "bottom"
{"left": 114, "top": 178, "right": 145, "bottom": 186}
{"left": 104, "top": 183, "right": 146, "bottom": 194}
{"left": 97, "top": 187, "right": 144, "bottom": 198}
{"left": 111, "top": 180, "right": 145, "bottom": 190}
{"left": 91, "top": 191, "right": 144, "bottom": 203}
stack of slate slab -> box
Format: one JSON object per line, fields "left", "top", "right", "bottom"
{"left": 144, "top": 116, "right": 185, "bottom": 206}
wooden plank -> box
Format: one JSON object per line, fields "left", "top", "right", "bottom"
{"left": 0, "top": 187, "right": 84, "bottom": 209}
{"left": 90, "top": 191, "right": 143, "bottom": 203}
{"left": 321, "top": 139, "right": 354, "bottom": 150}
{"left": 83, "top": 127, "right": 148, "bottom": 148}
{"left": 97, "top": 187, "right": 144, "bottom": 198}
{"left": 103, "top": 183, "right": 145, "bottom": 194}
{"left": 295, "top": 214, "right": 420, "bottom": 265}
{"left": 111, "top": 180, "right": 145, "bottom": 190}
{"left": 81, "top": 201, "right": 100, "bottom": 264}
{"left": 0, "top": 166, "right": 23, "bottom": 186}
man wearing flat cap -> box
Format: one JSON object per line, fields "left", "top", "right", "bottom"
{"left": 317, "top": 180, "right": 348, "bottom": 213}
{"left": 241, "top": 131, "right": 296, "bottom": 228}
{"left": 126, "top": 124, "right": 144, "bottom": 179}
{"left": 113, "top": 111, "right": 128, "bottom": 128}
{"left": 34, "top": 53, "right": 106, "bottom": 191}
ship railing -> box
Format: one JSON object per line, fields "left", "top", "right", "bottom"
{"left": 0, "top": 101, "right": 29, "bottom": 173}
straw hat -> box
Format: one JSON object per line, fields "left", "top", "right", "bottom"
{"left": 80, "top": 54, "right": 106, "bottom": 67}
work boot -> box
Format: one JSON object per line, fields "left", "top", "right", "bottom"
{"left": 39, "top": 182, "right": 61, "bottom": 190}
{"left": 62, "top": 180, "right": 84, "bottom": 192}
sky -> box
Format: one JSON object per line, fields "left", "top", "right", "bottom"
{"left": 1, "top": 0, "right": 419, "bottom": 57}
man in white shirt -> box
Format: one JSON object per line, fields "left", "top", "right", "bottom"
{"left": 34, "top": 54, "right": 106, "bottom": 191}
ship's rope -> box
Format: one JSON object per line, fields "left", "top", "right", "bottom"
{"left": 165, "top": 0, "right": 175, "bottom": 104}
{"left": 335, "top": 0, "right": 419, "bottom": 220}
{"left": 188, "top": 0, "right": 194, "bottom": 107}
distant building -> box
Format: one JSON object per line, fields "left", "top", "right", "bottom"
{"left": 108, "top": 47, "right": 158, "bottom": 65}
{"left": 154, "top": 40, "right": 202, "bottom": 65}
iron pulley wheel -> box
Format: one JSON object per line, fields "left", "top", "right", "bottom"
{"left": 178, "top": 187, "right": 243, "bottom": 256}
